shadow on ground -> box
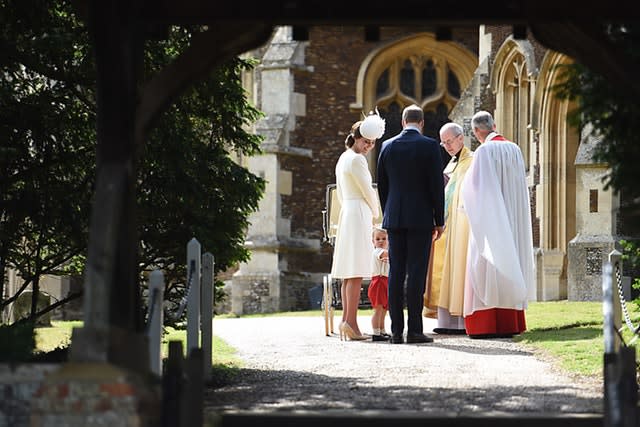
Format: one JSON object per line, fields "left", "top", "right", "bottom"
{"left": 204, "top": 367, "right": 602, "bottom": 415}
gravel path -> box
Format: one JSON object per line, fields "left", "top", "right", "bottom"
{"left": 204, "top": 314, "right": 602, "bottom": 417}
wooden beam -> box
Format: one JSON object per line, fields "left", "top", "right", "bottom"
{"left": 529, "top": 22, "right": 640, "bottom": 99}
{"left": 134, "top": 23, "right": 274, "bottom": 152}
{"left": 140, "top": 0, "right": 640, "bottom": 25}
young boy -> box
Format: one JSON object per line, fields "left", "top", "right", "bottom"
{"left": 369, "top": 227, "right": 390, "bottom": 341}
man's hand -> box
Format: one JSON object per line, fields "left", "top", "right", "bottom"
{"left": 433, "top": 226, "right": 445, "bottom": 241}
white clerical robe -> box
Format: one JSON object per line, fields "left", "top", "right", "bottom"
{"left": 461, "top": 133, "right": 535, "bottom": 322}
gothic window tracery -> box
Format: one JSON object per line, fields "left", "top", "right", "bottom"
{"left": 491, "top": 39, "right": 534, "bottom": 168}
{"left": 373, "top": 54, "right": 462, "bottom": 143}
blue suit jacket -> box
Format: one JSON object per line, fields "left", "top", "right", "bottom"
{"left": 376, "top": 128, "right": 445, "bottom": 230}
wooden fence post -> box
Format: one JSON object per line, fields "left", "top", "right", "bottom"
{"left": 201, "top": 252, "right": 214, "bottom": 380}
{"left": 162, "top": 341, "right": 184, "bottom": 427}
{"left": 186, "top": 238, "right": 201, "bottom": 355}
{"left": 147, "top": 269, "right": 164, "bottom": 376}
{"left": 182, "top": 348, "right": 204, "bottom": 427}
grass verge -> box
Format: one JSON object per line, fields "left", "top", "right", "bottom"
{"left": 163, "top": 326, "right": 242, "bottom": 386}
{"left": 34, "top": 322, "right": 242, "bottom": 385}
{"left": 515, "top": 300, "right": 639, "bottom": 378}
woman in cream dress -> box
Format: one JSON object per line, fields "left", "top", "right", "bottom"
{"left": 331, "top": 120, "right": 380, "bottom": 340}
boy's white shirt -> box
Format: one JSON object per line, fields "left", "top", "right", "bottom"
{"left": 371, "top": 247, "right": 389, "bottom": 277}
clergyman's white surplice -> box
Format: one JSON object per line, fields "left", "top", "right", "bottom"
{"left": 461, "top": 134, "right": 536, "bottom": 317}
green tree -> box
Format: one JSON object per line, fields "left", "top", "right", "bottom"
{"left": 554, "top": 23, "right": 640, "bottom": 210}
{"left": 0, "top": 0, "right": 95, "bottom": 319}
{"left": 554, "top": 23, "right": 640, "bottom": 312}
{"left": 138, "top": 28, "right": 265, "bottom": 317}
{"left": 0, "top": 0, "right": 265, "bottom": 325}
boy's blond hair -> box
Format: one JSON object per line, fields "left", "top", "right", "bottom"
{"left": 372, "top": 225, "right": 387, "bottom": 238}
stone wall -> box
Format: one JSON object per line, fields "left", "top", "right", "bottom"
{"left": 568, "top": 236, "right": 618, "bottom": 301}
{"left": 29, "top": 363, "right": 160, "bottom": 427}
{"left": 0, "top": 364, "right": 59, "bottom": 427}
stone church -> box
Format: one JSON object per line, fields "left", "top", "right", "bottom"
{"left": 230, "top": 24, "right": 627, "bottom": 314}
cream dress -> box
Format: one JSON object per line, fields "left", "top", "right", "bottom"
{"left": 330, "top": 148, "right": 379, "bottom": 279}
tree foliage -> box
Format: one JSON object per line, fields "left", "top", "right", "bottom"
{"left": 0, "top": 0, "right": 265, "bottom": 324}
{"left": 554, "top": 23, "right": 640, "bottom": 308}
{"left": 0, "top": 0, "right": 95, "bottom": 318}
{"left": 138, "top": 29, "right": 265, "bottom": 315}
{"left": 554, "top": 23, "right": 640, "bottom": 205}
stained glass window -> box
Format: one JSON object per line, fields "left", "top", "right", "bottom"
{"left": 447, "top": 68, "right": 460, "bottom": 98}
{"left": 370, "top": 51, "right": 462, "bottom": 170}
{"left": 400, "top": 60, "right": 415, "bottom": 98}
{"left": 376, "top": 68, "right": 389, "bottom": 97}
{"left": 421, "top": 59, "right": 436, "bottom": 98}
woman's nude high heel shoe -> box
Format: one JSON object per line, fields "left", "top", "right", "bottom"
{"left": 341, "top": 322, "right": 367, "bottom": 341}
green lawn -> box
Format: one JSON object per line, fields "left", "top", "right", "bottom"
{"left": 35, "top": 322, "right": 241, "bottom": 368}
{"left": 34, "top": 320, "right": 82, "bottom": 353}
{"left": 162, "top": 326, "right": 241, "bottom": 367}
{"left": 34, "top": 300, "right": 640, "bottom": 380}
{"left": 515, "top": 300, "right": 639, "bottom": 378}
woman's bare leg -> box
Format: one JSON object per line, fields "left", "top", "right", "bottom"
{"left": 344, "top": 277, "right": 363, "bottom": 335}
{"left": 340, "top": 280, "right": 347, "bottom": 323}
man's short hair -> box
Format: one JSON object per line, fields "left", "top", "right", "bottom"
{"left": 440, "top": 122, "right": 463, "bottom": 138}
{"left": 471, "top": 110, "right": 495, "bottom": 131}
{"left": 402, "top": 104, "right": 424, "bottom": 124}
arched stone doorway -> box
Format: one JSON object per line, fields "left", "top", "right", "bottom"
{"left": 534, "top": 51, "right": 579, "bottom": 300}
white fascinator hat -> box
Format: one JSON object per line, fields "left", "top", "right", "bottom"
{"left": 359, "top": 108, "right": 386, "bottom": 140}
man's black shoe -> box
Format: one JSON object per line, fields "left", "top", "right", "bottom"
{"left": 406, "top": 333, "right": 434, "bottom": 344}
{"left": 390, "top": 334, "right": 404, "bottom": 344}
{"left": 433, "top": 328, "right": 467, "bottom": 335}
{"left": 372, "top": 334, "right": 390, "bottom": 342}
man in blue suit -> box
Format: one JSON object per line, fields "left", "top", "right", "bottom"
{"left": 377, "top": 104, "right": 445, "bottom": 344}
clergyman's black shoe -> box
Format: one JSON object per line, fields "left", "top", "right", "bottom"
{"left": 406, "top": 333, "right": 434, "bottom": 344}
{"left": 390, "top": 334, "right": 404, "bottom": 344}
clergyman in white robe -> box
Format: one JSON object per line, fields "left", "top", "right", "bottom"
{"left": 460, "top": 131, "right": 535, "bottom": 337}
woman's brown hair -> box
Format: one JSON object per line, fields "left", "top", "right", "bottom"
{"left": 344, "top": 120, "right": 364, "bottom": 148}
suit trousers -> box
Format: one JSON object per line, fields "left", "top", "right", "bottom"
{"left": 387, "top": 228, "right": 432, "bottom": 336}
